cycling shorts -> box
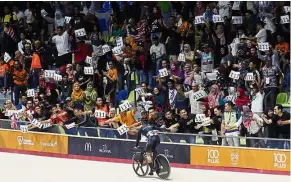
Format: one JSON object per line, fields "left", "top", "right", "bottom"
{"left": 145, "top": 135, "right": 160, "bottom": 152}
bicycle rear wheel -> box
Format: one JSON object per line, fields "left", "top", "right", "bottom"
{"left": 132, "top": 152, "right": 149, "bottom": 177}
{"left": 154, "top": 154, "right": 171, "bottom": 180}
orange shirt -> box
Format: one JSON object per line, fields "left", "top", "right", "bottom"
{"left": 275, "top": 42, "right": 289, "bottom": 53}
{"left": 107, "top": 68, "right": 118, "bottom": 81}
{"left": 13, "top": 69, "right": 26, "bottom": 86}
{"left": 0, "top": 64, "right": 8, "bottom": 77}
{"left": 30, "top": 53, "right": 42, "bottom": 70}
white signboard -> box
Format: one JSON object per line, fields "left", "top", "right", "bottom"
{"left": 94, "top": 110, "right": 107, "bottom": 118}
{"left": 229, "top": 70, "right": 240, "bottom": 80}
{"left": 75, "top": 28, "right": 86, "bottom": 37}
{"left": 42, "top": 122, "right": 52, "bottom": 129}
{"left": 177, "top": 18, "right": 182, "bottom": 26}
{"left": 284, "top": 6, "right": 290, "bottom": 13}
{"left": 31, "top": 119, "right": 43, "bottom": 129}
{"left": 84, "top": 67, "right": 94, "bottom": 75}
{"left": 102, "top": 45, "right": 111, "bottom": 54}
{"left": 44, "top": 70, "right": 55, "bottom": 78}
{"left": 4, "top": 52, "right": 11, "bottom": 63}
{"left": 65, "top": 122, "right": 76, "bottom": 129}
{"left": 112, "top": 47, "right": 123, "bottom": 55}
{"left": 193, "top": 90, "right": 207, "bottom": 101}
{"left": 65, "top": 16, "right": 72, "bottom": 24}
{"left": 27, "top": 89, "right": 35, "bottom": 98}
{"left": 85, "top": 56, "right": 93, "bottom": 65}
{"left": 206, "top": 72, "right": 217, "bottom": 81}
{"left": 245, "top": 73, "right": 254, "bottom": 81}
{"left": 213, "top": 15, "right": 224, "bottom": 23}
{"left": 135, "top": 88, "right": 145, "bottom": 95}
{"left": 20, "top": 125, "right": 29, "bottom": 133}
{"left": 232, "top": 16, "right": 243, "bottom": 24}
{"left": 119, "top": 100, "right": 132, "bottom": 112}
{"left": 178, "top": 53, "right": 185, "bottom": 62}
{"left": 116, "top": 37, "right": 124, "bottom": 48}
{"left": 41, "top": 9, "right": 48, "bottom": 17}
{"left": 195, "top": 16, "right": 205, "bottom": 24}
{"left": 280, "top": 15, "right": 290, "bottom": 24}
{"left": 195, "top": 114, "right": 206, "bottom": 123}
{"left": 258, "top": 43, "right": 269, "bottom": 51}
{"left": 159, "top": 68, "right": 168, "bottom": 77}
{"left": 54, "top": 74, "right": 62, "bottom": 81}
{"left": 117, "top": 124, "right": 129, "bottom": 135}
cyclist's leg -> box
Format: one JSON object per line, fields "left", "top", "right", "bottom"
{"left": 145, "top": 138, "right": 155, "bottom": 175}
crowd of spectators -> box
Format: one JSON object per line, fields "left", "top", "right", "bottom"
{"left": 0, "top": 1, "right": 290, "bottom": 149}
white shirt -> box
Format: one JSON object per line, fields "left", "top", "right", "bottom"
{"left": 184, "top": 90, "right": 204, "bottom": 115}
{"left": 52, "top": 31, "right": 70, "bottom": 56}
{"left": 15, "top": 11, "right": 24, "bottom": 20}
{"left": 255, "top": 28, "right": 267, "bottom": 43}
{"left": 24, "top": 9, "right": 34, "bottom": 24}
{"left": 18, "top": 39, "right": 31, "bottom": 54}
{"left": 150, "top": 43, "right": 166, "bottom": 60}
{"left": 251, "top": 92, "right": 264, "bottom": 113}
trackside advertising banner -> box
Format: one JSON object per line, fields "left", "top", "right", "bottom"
{"left": 190, "top": 145, "right": 290, "bottom": 172}
{"left": 68, "top": 136, "right": 190, "bottom": 164}
{"left": 0, "top": 129, "right": 68, "bottom": 154}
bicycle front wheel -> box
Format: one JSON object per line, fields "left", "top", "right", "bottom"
{"left": 132, "top": 153, "right": 149, "bottom": 177}
{"left": 154, "top": 154, "right": 171, "bottom": 180}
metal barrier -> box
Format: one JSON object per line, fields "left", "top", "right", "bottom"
{"left": 0, "top": 119, "right": 289, "bottom": 150}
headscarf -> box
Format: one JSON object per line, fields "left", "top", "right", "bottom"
{"left": 153, "top": 87, "right": 165, "bottom": 111}
{"left": 170, "top": 62, "right": 182, "bottom": 77}
{"left": 224, "top": 87, "right": 237, "bottom": 104}
{"left": 55, "top": 10, "right": 65, "bottom": 27}
{"left": 235, "top": 88, "right": 250, "bottom": 108}
{"left": 71, "top": 82, "right": 84, "bottom": 102}
{"left": 183, "top": 63, "right": 194, "bottom": 86}
{"left": 125, "top": 36, "right": 137, "bottom": 51}
{"left": 208, "top": 84, "right": 224, "bottom": 108}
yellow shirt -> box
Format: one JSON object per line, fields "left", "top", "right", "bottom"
{"left": 113, "top": 110, "right": 137, "bottom": 127}
{"left": 4, "top": 13, "right": 17, "bottom": 23}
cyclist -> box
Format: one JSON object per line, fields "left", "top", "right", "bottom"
{"left": 134, "top": 108, "right": 172, "bottom": 175}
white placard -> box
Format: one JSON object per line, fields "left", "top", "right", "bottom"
{"left": 195, "top": 16, "right": 205, "bottom": 24}
{"left": 135, "top": 88, "right": 145, "bottom": 95}
{"left": 65, "top": 122, "right": 76, "bottom": 129}
{"left": 202, "top": 117, "right": 211, "bottom": 126}
{"left": 229, "top": 70, "right": 240, "bottom": 80}
{"left": 54, "top": 74, "right": 62, "bottom": 81}
{"left": 206, "top": 72, "right": 217, "bottom": 81}
{"left": 102, "top": 45, "right": 111, "bottom": 54}
{"left": 284, "top": 6, "right": 290, "bottom": 13}
{"left": 213, "top": 15, "right": 224, "bottom": 23}
{"left": 177, "top": 18, "right": 182, "bottom": 26}
{"left": 195, "top": 114, "right": 206, "bottom": 123}
{"left": 84, "top": 67, "right": 94, "bottom": 75}
{"left": 75, "top": 28, "right": 86, "bottom": 37}
{"left": 232, "top": 16, "right": 243, "bottom": 24}
{"left": 41, "top": 9, "right": 48, "bottom": 17}
{"left": 5, "top": 110, "right": 15, "bottom": 117}
{"left": 193, "top": 90, "right": 207, "bottom": 101}
{"left": 42, "top": 122, "right": 52, "bottom": 129}
{"left": 159, "top": 68, "right": 168, "bottom": 77}
{"left": 245, "top": 73, "right": 254, "bottom": 81}
{"left": 20, "top": 125, "right": 29, "bottom": 133}
{"left": 85, "top": 56, "right": 93, "bottom": 65}
{"left": 119, "top": 100, "right": 132, "bottom": 112}
{"left": 44, "top": 70, "right": 55, "bottom": 78}
{"left": 27, "top": 89, "right": 35, "bottom": 98}
{"left": 117, "top": 124, "right": 129, "bottom": 135}
{"left": 31, "top": 119, "right": 43, "bottom": 129}
{"left": 116, "top": 37, "right": 124, "bottom": 48}
{"left": 65, "top": 16, "right": 72, "bottom": 24}
{"left": 178, "top": 53, "right": 185, "bottom": 62}
{"left": 258, "top": 43, "right": 269, "bottom": 51}
{"left": 280, "top": 15, "right": 290, "bottom": 24}
{"left": 4, "top": 52, "right": 11, "bottom": 63}
{"left": 94, "top": 110, "right": 107, "bottom": 118}
{"left": 112, "top": 47, "right": 123, "bottom": 54}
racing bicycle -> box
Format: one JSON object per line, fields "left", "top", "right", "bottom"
{"left": 132, "top": 146, "right": 171, "bottom": 179}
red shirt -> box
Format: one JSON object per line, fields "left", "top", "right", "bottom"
{"left": 50, "top": 110, "right": 68, "bottom": 124}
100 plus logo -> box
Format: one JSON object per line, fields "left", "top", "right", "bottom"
{"left": 207, "top": 149, "right": 219, "bottom": 164}
{"left": 273, "top": 153, "right": 287, "bottom": 168}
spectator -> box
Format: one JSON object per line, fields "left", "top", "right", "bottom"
{"left": 273, "top": 104, "right": 290, "bottom": 149}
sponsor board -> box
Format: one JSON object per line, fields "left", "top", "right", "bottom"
{"left": 190, "top": 146, "right": 290, "bottom": 171}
